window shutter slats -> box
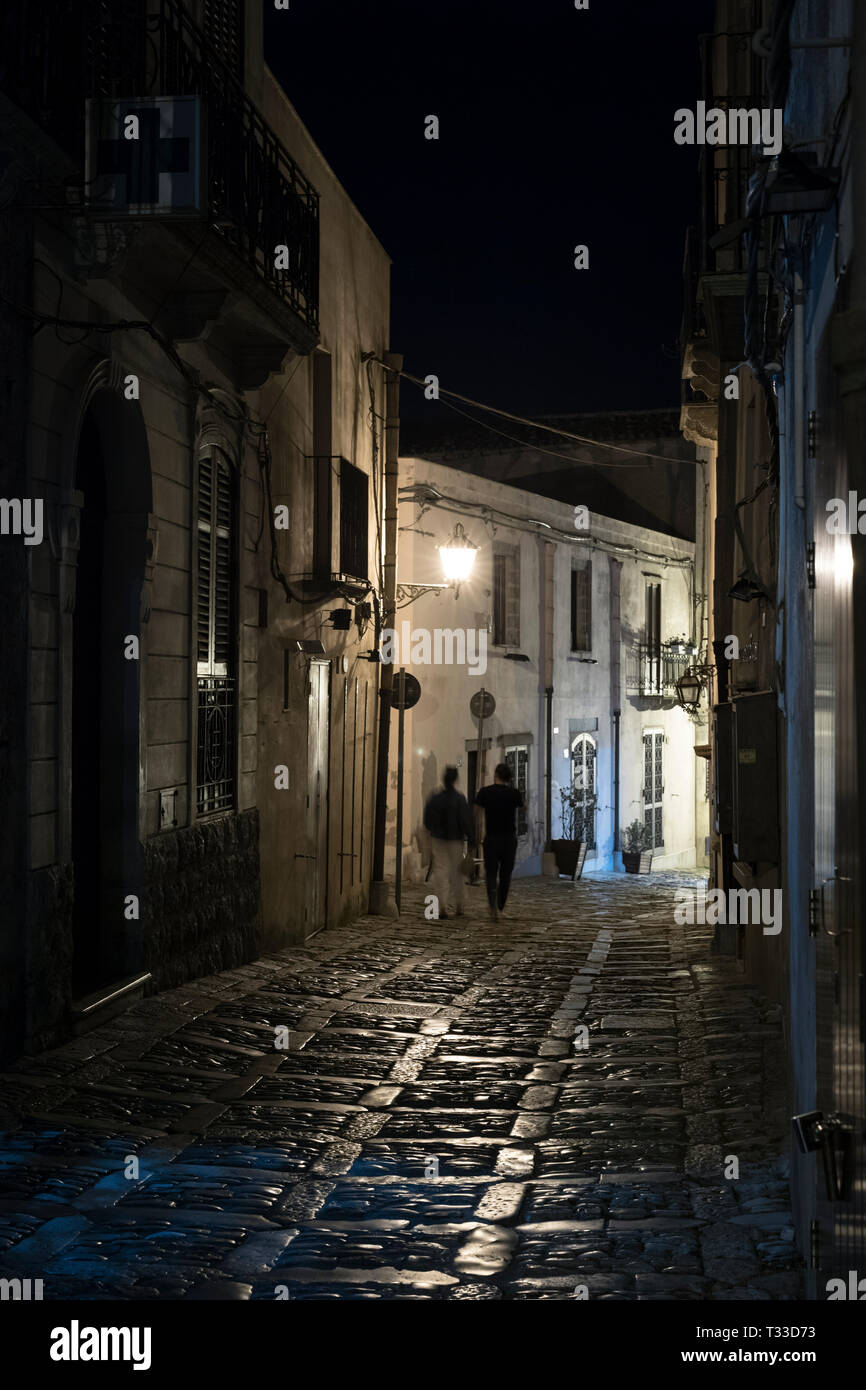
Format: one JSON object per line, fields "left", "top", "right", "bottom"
{"left": 197, "top": 525, "right": 212, "bottom": 665}
{"left": 216, "top": 459, "right": 231, "bottom": 531}
{"left": 196, "top": 447, "right": 237, "bottom": 817}
{"left": 197, "top": 451, "right": 233, "bottom": 675}
{"left": 213, "top": 533, "right": 231, "bottom": 665}
{"left": 198, "top": 454, "right": 213, "bottom": 523}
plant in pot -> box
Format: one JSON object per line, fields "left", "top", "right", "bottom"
{"left": 620, "top": 819, "right": 654, "bottom": 874}
{"left": 552, "top": 788, "right": 597, "bottom": 879}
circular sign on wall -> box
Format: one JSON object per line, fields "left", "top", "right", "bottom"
{"left": 469, "top": 690, "right": 496, "bottom": 720}
{"left": 389, "top": 672, "right": 421, "bottom": 709}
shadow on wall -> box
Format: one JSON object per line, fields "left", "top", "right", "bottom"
{"left": 410, "top": 750, "right": 440, "bottom": 882}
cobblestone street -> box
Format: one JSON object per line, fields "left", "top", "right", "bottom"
{"left": 0, "top": 873, "right": 803, "bottom": 1301}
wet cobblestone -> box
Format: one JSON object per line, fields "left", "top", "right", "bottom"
{"left": 0, "top": 872, "right": 803, "bottom": 1299}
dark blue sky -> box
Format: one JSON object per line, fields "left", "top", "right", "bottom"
{"left": 265, "top": 0, "right": 716, "bottom": 420}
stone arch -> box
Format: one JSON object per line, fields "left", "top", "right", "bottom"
{"left": 61, "top": 357, "right": 154, "bottom": 995}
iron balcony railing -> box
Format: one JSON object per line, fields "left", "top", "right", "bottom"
{"left": 626, "top": 644, "right": 692, "bottom": 698}
{"left": 696, "top": 105, "right": 761, "bottom": 278}
{"left": 0, "top": 0, "right": 319, "bottom": 331}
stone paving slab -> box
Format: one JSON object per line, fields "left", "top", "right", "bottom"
{"left": 0, "top": 871, "right": 803, "bottom": 1300}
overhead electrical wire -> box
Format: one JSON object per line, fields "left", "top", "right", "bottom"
{"left": 422, "top": 391, "right": 651, "bottom": 473}
{"left": 398, "top": 484, "right": 693, "bottom": 569}
{"left": 378, "top": 361, "right": 688, "bottom": 466}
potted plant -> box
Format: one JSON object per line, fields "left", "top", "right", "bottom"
{"left": 620, "top": 819, "right": 654, "bottom": 874}
{"left": 552, "top": 788, "right": 597, "bottom": 879}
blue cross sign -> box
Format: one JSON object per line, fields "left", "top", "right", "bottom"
{"left": 86, "top": 97, "right": 204, "bottom": 216}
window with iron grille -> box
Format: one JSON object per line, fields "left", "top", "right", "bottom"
{"left": 570, "top": 559, "right": 591, "bottom": 652}
{"left": 196, "top": 449, "right": 236, "bottom": 816}
{"left": 571, "top": 733, "right": 597, "bottom": 850}
{"left": 643, "top": 730, "right": 664, "bottom": 847}
{"left": 492, "top": 544, "right": 520, "bottom": 646}
{"left": 202, "top": 0, "right": 245, "bottom": 83}
{"left": 504, "top": 745, "right": 529, "bottom": 836}
{"left": 339, "top": 458, "right": 368, "bottom": 580}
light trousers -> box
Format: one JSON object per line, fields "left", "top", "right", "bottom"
{"left": 430, "top": 838, "right": 465, "bottom": 916}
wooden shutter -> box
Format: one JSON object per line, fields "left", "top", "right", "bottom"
{"left": 197, "top": 451, "right": 233, "bottom": 676}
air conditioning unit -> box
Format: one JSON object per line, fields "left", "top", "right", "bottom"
{"left": 85, "top": 96, "right": 205, "bottom": 217}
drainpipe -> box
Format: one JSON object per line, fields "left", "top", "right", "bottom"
{"left": 369, "top": 351, "right": 402, "bottom": 916}
{"left": 794, "top": 271, "right": 806, "bottom": 510}
{"left": 613, "top": 709, "right": 621, "bottom": 852}
{"left": 543, "top": 540, "right": 555, "bottom": 849}
{"left": 545, "top": 686, "right": 553, "bottom": 847}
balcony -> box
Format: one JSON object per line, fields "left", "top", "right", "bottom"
{"left": 0, "top": 0, "right": 319, "bottom": 382}
{"left": 626, "top": 644, "right": 693, "bottom": 700}
{"left": 677, "top": 10, "right": 770, "bottom": 382}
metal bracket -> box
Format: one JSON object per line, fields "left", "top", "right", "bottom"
{"left": 792, "top": 1110, "right": 852, "bottom": 1202}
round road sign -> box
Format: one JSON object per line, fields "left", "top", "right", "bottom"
{"left": 389, "top": 672, "right": 421, "bottom": 710}
{"left": 469, "top": 690, "right": 496, "bottom": 720}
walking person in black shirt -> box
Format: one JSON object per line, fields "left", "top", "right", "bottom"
{"left": 423, "top": 766, "right": 475, "bottom": 919}
{"left": 474, "top": 762, "right": 524, "bottom": 921}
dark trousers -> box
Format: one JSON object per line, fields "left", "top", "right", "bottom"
{"left": 483, "top": 834, "right": 517, "bottom": 910}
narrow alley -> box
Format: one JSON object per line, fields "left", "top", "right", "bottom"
{"left": 0, "top": 874, "right": 801, "bottom": 1301}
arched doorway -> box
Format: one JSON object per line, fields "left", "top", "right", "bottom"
{"left": 68, "top": 384, "right": 151, "bottom": 997}
{"left": 71, "top": 413, "right": 106, "bottom": 993}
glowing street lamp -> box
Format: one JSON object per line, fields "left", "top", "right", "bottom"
{"left": 438, "top": 523, "right": 477, "bottom": 585}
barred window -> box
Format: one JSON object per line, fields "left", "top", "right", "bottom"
{"left": 571, "top": 733, "right": 597, "bottom": 850}
{"left": 643, "top": 729, "right": 664, "bottom": 848}
{"left": 196, "top": 449, "right": 236, "bottom": 816}
{"left": 570, "top": 559, "right": 591, "bottom": 652}
{"left": 504, "top": 745, "right": 529, "bottom": 836}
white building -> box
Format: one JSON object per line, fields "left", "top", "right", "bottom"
{"left": 388, "top": 458, "right": 703, "bottom": 882}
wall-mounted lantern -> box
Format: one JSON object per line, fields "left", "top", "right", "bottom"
{"left": 438, "top": 523, "right": 478, "bottom": 586}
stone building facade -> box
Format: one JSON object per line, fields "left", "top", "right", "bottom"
{"left": 680, "top": 0, "right": 865, "bottom": 1289}
{"left": 0, "top": 0, "right": 390, "bottom": 1059}
{"left": 390, "top": 459, "right": 702, "bottom": 885}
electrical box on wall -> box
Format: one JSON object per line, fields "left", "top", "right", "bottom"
{"left": 159, "top": 787, "right": 178, "bottom": 831}
{"left": 713, "top": 702, "right": 733, "bottom": 835}
{"left": 731, "top": 691, "right": 779, "bottom": 862}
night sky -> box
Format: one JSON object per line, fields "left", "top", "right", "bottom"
{"left": 265, "top": 0, "right": 716, "bottom": 423}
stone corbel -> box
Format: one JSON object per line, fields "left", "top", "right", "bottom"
{"left": 236, "top": 342, "right": 291, "bottom": 391}
{"left": 680, "top": 402, "right": 718, "bottom": 446}
{"left": 157, "top": 290, "right": 229, "bottom": 343}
